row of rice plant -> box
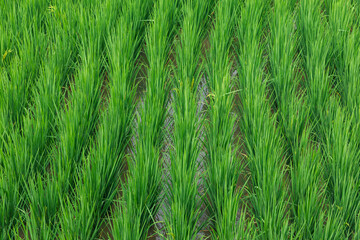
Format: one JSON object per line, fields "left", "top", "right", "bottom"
{"left": 58, "top": 0, "right": 153, "bottom": 239}
{"left": 267, "top": 1, "right": 334, "bottom": 238}
{"left": 111, "top": 0, "right": 179, "bottom": 238}
{"left": 291, "top": 0, "right": 360, "bottom": 238}
{"left": 21, "top": 1, "right": 115, "bottom": 238}
{"left": 301, "top": 0, "right": 358, "bottom": 237}
{"left": 0, "top": 0, "right": 48, "bottom": 149}
{"left": 0, "top": 1, "right": 77, "bottom": 238}
{"left": 203, "top": 0, "right": 252, "bottom": 239}
{"left": 322, "top": 0, "right": 360, "bottom": 237}
{"left": 297, "top": 0, "right": 337, "bottom": 235}
{"left": 298, "top": 0, "right": 332, "bottom": 135}
{"left": 1, "top": 20, "right": 75, "bottom": 240}
{"left": 236, "top": 0, "right": 290, "bottom": 238}
{"left": 163, "top": 1, "right": 214, "bottom": 239}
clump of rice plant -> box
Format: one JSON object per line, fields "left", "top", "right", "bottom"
{"left": 321, "top": 1, "right": 360, "bottom": 237}
{"left": 0, "top": 173, "right": 19, "bottom": 239}
{"left": 298, "top": 0, "right": 332, "bottom": 134}
{"left": 57, "top": 0, "right": 152, "bottom": 239}
{"left": 204, "top": 0, "right": 252, "bottom": 239}
{"left": 327, "top": 0, "right": 360, "bottom": 116}
{"left": 236, "top": 0, "right": 290, "bottom": 238}
{"left": 24, "top": 1, "right": 111, "bottom": 237}
{"left": 0, "top": 0, "right": 48, "bottom": 143}
{"left": 163, "top": 0, "right": 214, "bottom": 239}
{"left": 111, "top": 0, "right": 178, "bottom": 239}
{"left": 323, "top": 103, "right": 360, "bottom": 237}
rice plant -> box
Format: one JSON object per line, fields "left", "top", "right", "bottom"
{"left": 323, "top": 104, "right": 360, "bottom": 237}
{"left": 298, "top": 0, "right": 332, "bottom": 135}
{"left": 267, "top": 1, "right": 331, "bottom": 238}
{"left": 0, "top": 173, "right": 19, "bottom": 238}
{"left": 0, "top": 26, "right": 47, "bottom": 149}
{"left": 295, "top": 0, "right": 354, "bottom": 238}
{"left": 23, "top": 1, "right": 112, "bottom": 237}
{"left": 163, "top": 1, "right": 214, "bottom": 239}
{"left": 2, "top": 28, "right": 74, "bottom": 239}
{"left": 111, "top": 0, "right": 179, "bottom": 239}
{"left": 328, "top": 0, "right": 360, "bottom": 116}
{"left": 203, "top": 0, "right": 252, "bottom": 239}
{"left": 321, "top": 1, "right": 360, "bottom": 237}
{"left": 236, "top": 0, "right": 291, "bottom": 238}
{"left": 0, "top": 0, "right": 49, "bottom": 146}
{"left": 57, "top": 0, "right": 152, "bottom": 239}
{"left": 0, "top": 3, "right": 78, "bottom": 238}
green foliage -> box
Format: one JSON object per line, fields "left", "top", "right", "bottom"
{"left": 163, "top": 0, "right": 214, "bottom": 239}
{"left": 236, "top": 0, "right": 290, "bottom": 238}
{"left": 111, "top": 0, "right": 176, "bottom": 239}
{"left": 204, "top": 0, "right": 251, "bottom": 239}
{"left": 0, "top": 1, "right": 359, "bottom": 239}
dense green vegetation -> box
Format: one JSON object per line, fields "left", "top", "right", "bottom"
{"left": 1, "top": 0, "right": 359, "bottom": 239}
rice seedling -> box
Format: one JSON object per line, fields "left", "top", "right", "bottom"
{"left": 298, "top": 0, "right": 332, "bottom": 136}
{"left": 267, "top": 1, "right": 332, "bottom": 238}
{"left": 236, "top": 0, "right": 291, "bottom": 238}
{"left": 57, "top": 0, "right": 152, "bottom": 239}
{"left": 203, "top": 0, "right": 252, "bottom": 239}
{"left": 111, "top": 0, "right": 179, "bottom": 239}
{"left": 0, "top": 0, "right": 49, "bottom": 146}
{"left": 295, "top": 0, "right": 355, "bottom": 238}
{"left": 319, "top": 1, "right": 360, "bottom": 237}
{"left": 163, "top": 1, "right": 214, "bottom": 239}
{"left": 323, "top": 103, "right": 360, "bottom": 237}
{"left": 22, "top": 1, "right": 113, "bottom": 237}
